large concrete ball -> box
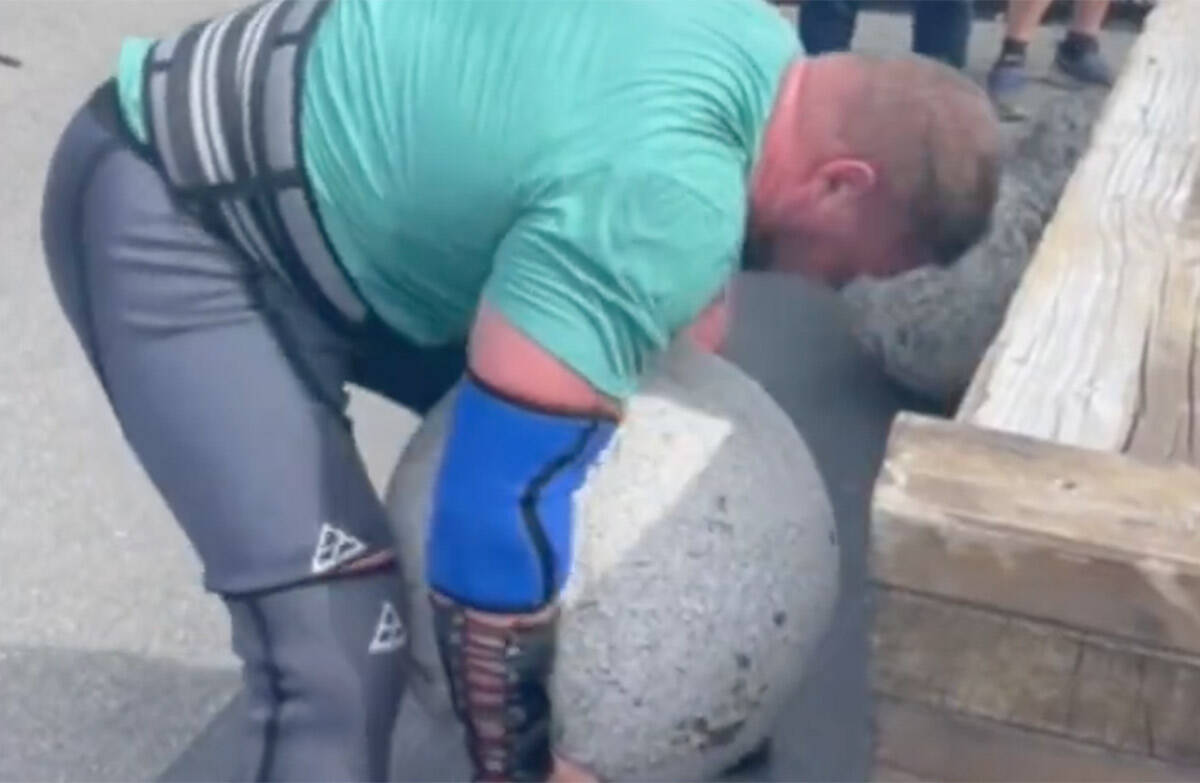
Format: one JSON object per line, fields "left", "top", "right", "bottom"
{"left": 840, "top": 88, "right": 1106, "bottom": 405}
{"left": 384, "top": 343, "right": 840, "bottom": 781}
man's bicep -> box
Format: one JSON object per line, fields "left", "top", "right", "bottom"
{"left": 683, "top": 284, "right": 733, "bottom": 353}
{"left": 475, "top": 215, "right": 654, "bottom": 406}
{"left": 467, "top": 299, "right": 621, "bottom": 419}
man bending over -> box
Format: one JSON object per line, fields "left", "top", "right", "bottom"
{"left": 41, "top": 0, "right": 1001, "bottom": 779}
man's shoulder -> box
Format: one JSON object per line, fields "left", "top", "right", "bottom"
{"left": 552, "top": 152, "right": 747, "bottom": 233}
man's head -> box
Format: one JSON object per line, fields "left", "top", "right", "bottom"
{"left": 749, "top": 52, "right": 1003, "bottom": 287}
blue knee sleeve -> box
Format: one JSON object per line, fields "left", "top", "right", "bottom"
{"left": 426, "top": 375, "right": 616, "bottom": 613}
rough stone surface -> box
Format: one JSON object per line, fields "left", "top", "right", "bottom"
{"left": 840, "top": 87, "right": 1108, "bottom": 404}
{"left": 384, "top": 343, "right": 841, "bottom": 782}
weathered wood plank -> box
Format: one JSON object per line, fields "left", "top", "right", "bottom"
{"left": 871, "top": 589, "right": 1200, "bottom": 769}
{"left": 870, "top": 1, "right": 1200, "bottom": 769}
{"left": 874, "top": 696, "right": 1199, "bottom": 783}
{"left": 956, "top": 0, "right": 1200, "bottom": 462}
{"left": 871, "top": 412, "right": 1200, "bottom": 654}
{"left": 871, "top": 761, "right": 926, "bottom": 783}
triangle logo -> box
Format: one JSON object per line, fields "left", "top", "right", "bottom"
{"left": 311, "top": 523, "right": 367, "bottom": 574}
{"left": 369, "top": 601, "right": 407, "bottom": 655}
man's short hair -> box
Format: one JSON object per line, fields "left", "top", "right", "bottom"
{"left": 842, "top": 54, "right": 1004, "bottom": 267}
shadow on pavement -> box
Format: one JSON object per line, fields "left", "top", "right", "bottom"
{"left": 719, "top": 273, "right": 940, "bottom": 782}
{"left": 0, "top": 645, "right": 236, "bottom": 783}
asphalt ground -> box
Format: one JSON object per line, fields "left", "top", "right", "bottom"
{"left": 0, "top": 4, "right": 1135, "bottom": 780}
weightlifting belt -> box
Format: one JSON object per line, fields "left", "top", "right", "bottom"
{"left": 138, "top": 0, "right": 373, "bottom": 336}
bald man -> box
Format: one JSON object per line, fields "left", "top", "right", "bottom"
{"left": 40, "top": 1, "right": 1001, "bottom": 780}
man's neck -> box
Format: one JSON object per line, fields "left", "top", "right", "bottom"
{"left": 749, "top": 60, "right": 807, "bottom": 233}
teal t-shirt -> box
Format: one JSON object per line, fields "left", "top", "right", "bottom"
{"left": 115, "top": 0, "right": 798, "bottom": 399}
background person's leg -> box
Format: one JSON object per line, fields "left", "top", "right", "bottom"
{"left": 1054, "top": 0, "right": 1114, "bottom": 85}
{"left": 41, "top": 83, "right": 412, "bottom": 782}
{"left": 986, "top": 0, "right": 1055, "bottom": 119}
{"left": 798, "top": 0, "right": 860, "bottom": 55}
{"left": 1068, "top": 0, "right": 1111, "bottom": 36}
{"left": 911, "top": 0, "right": 972, "bottom": 69}
{"left": 1001, "top": 0, "right": 1056, "bottom": 42}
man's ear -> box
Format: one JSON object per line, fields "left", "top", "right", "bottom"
{"left": 815, "top": 158, "right": 877, "bottom": 200}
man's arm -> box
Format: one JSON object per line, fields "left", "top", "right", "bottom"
{"left": 681, "top": 285, "right": 732, "bottom": 353}
{"left": 472, "top": 285, "right": 731, "bottom": 405}
{"left": 425, "top": 302, "right": 619, "bottom": 783}
{"left": 423, "top": 166, "right": 742, "bottom": 781}
{"left": 469, "top": 301, "right": 622, "bottom": 418}
{"left": 423, "top": 301, "right": 620, "bottom": 782}
{"left": 424, "top": 295, "right": 728, "bottom": 783}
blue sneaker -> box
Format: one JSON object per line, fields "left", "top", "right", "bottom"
{"left": 986, "top": 56, "right": 1031, "bottom": 122}
{"left": 1054, "top": 38, "right": 1115, "bottom": 86}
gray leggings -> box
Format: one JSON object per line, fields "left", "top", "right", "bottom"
{"left": 41, "top": 81, "right": 466, "bottom": 781}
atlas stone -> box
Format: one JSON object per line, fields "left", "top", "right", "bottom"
{"left": 840, "top": 88, "right": 1107, "bottom": 405}
{"left": 384, "top": 343, "right": 841, "bottom": 781}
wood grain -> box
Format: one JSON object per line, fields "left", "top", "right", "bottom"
{"left": 872, "top": 412, "right": 1200, "bottom": 654}
{"left": 957, "top": 0, "right": 1200, "bottom": 463}
{"left": 872, "top": 589, "right": 1200, "bottom": 770}
{"left": 869, "top": 0, "right": 1200, "bottom": 773}
{"left": 874, "top": 696, "right": 1199, "bottom": 783}
{"left": 871, "top": 762, "right": 926, "bottom": 783}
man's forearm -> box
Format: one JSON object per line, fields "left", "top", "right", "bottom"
{"left": 426, "top": 302, "right": 617, "bottom": 781}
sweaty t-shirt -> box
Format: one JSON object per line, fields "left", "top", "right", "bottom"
{"left": 115, "top": 0, "right": 798, "bottom": 399}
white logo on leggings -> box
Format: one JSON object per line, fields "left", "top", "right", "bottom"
{"left": 311, "top": 523, "right": 366, "bottom": 574}
{"left": 369, "top": 601, "right": 407, "bottom": 654}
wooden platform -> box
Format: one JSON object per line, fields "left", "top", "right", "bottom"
{"left": 868, "top": 0, "right": 1200, "bottom": 777}
{"left": 871, "top": 415, "right": 1200, "bottom": 779}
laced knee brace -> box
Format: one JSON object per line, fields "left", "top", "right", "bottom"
{"left": 425, "top": 374, "right": 615, "bottom": 780}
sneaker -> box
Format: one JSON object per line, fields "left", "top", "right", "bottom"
{"left": 1053, "top": 38, "right": 1114, "bottom": 86}
{"left": 986, "top": 56, "right": 1031, "bottom": 122}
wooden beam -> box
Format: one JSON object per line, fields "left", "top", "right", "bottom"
{"left": 869, "top": 1, "right": 1200, "bottom": 773}
{"left": 872, "top": 411, "right": 1200, "bottom": 654}
{"left": 956, "top": 0, "right": 1200, "bottom": 462}
{"left": 872, "top": 589, "right": 1200, "bottom": 774}
{"left": 871, "top": 761, "right": 925, "bottom": 783}
{"left": 874, "top": 698, "right": 1199, "bottom": 783}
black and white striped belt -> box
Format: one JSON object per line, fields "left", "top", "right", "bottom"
{"left": 139, "top": 0, "right": 374, "bottom": 337}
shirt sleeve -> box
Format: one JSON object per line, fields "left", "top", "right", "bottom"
{"left": 482, "top": 162, "right": 746, "bottom": 400}
{"left": 116, "top": 37, "right": 156, "bottom": 145}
